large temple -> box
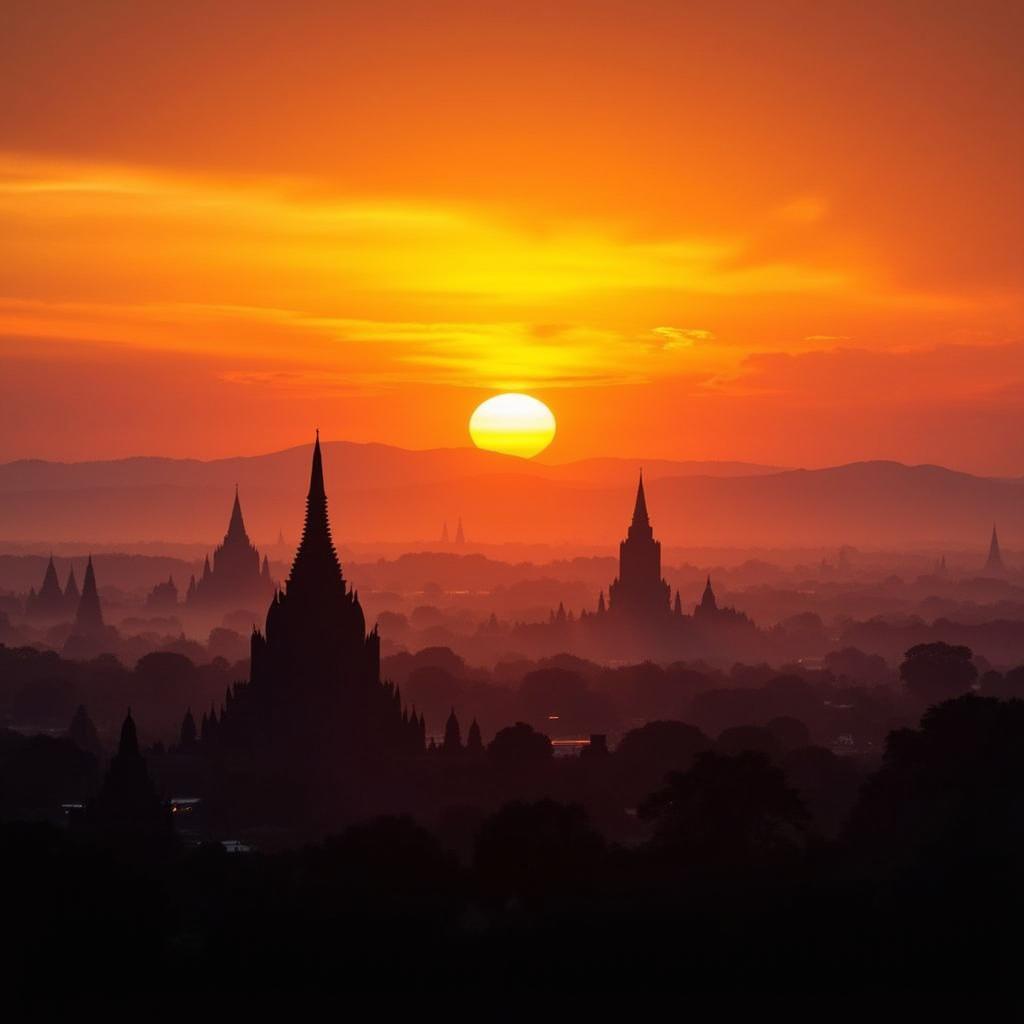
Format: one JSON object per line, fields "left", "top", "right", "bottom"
{"left": 187, "top": 487, "right": 274, "bottom": 610}
{"left": 197, "top": 434, "right": 424, "bottom": 768}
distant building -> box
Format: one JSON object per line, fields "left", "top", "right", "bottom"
{"left": 691, "top": 574, "right": 752, "bottom": 627}
{"left": 187, "top": 487, "right": 274, "bottom": 610}
{"left": 694, "top": 575, "right": 718, "bottom": 617}
{"left": 607, "top": 473, "right": 671, "bottom": 619}
{"left": 85, "top": 710, "right": 174, "bottom": 849}
{"left": 533, "top": 477, "right": 756, "bottom": 662}
{"left": 63, "top": 566, "right": 80, "bottom": 614}
{"left": 25, "top": 556, "right": 78, "bottom": 620}
{"left": 73, "top": 556, "right": 105, "bottom": 635}
{"left": 984, "top": 524, "right": 1006, "bottom": 575}
{"left": 145, "top": 575, "right": 179, "bottom": 611}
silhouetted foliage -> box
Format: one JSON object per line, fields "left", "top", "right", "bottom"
{"left": 487, "top": 722, "right": 552, "bottom": 766}
{"left": 474, "top": 799, "right": 606, "bottom": 909}
{"left": 640, "top": 750, "right": 810, "bottom": 869}
{"left": 899, "top": 642, "right": 978, "bottom": 702}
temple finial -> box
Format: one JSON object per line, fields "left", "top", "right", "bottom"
{"left": 632, "top": 470, "right": 649, "bottom": 525}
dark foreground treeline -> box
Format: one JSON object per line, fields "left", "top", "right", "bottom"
{"left": 4, "top": 691, "right": 1024, "bottom": 992}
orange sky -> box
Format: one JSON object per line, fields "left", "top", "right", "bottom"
{"left": 2, "top": 1, "right": 1022, "bottom": 472}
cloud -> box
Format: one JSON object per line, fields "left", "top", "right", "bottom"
{"left": 714, "top": 341, "right": 1024, "bottom": 404}
{"left": 651, "top": 326, "right": 716, "bottom": 350}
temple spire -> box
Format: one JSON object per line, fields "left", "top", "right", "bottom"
{"left": 288, "top": 432, "right": 343, "bottom": 594}
{"left": 698, "top": 575, "right": 718, "bottom": 614}
{"left": 118, "top": 708, "right": 139, "bottom": 758}
{"left": 632, "top": 471, "right": 649, "bottom": 526}
{"left": 985, "top": 523, "right": 1005, "bottom": 573}
{"left": 225, "top": 484, "right": 248, "bottom": 542}
{"left": 309, "top": 429, "right": 326, "bottom": 501}
{"left": 75, "top": 555, "right": 105, "bottom": 634}
{"left": 39, "top": 554, "right": 62, "bottom": 601}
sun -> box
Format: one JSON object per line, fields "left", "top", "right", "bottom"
{"left": 469, "top": 393, "right": 556, "bottom": 459}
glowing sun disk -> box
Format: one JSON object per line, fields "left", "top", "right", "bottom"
{"left": 469, "top": 393, "right": 556, "bottom": 458}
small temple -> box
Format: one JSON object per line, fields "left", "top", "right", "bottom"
{"left": 984, "top": 523, "right": 1006, "bottom": 575}
{"left": 187, "top": 487, "right": 274, "bottom": 610}
{"left": 607, "top": 473, "right": 672, "bottom": 619}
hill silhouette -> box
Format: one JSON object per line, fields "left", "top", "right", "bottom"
{"left": 0, "top": 444, "right": 1019, "bottom": 548}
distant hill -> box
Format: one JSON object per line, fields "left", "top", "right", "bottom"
{"left": 0, "top": 443, "right": 1019, "bottom": 549}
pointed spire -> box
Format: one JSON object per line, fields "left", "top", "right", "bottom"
{"left": 224, "top": 484, "right": 250, "bottom": 544}
{"left": 38, "top": 554, "right": 63, "bottom": 604}
{"left": 597, "top": 590, "right": 606, "bottom": 614}
{"left": 467, "top": 718, "right": 483, "bottom": 755}
{"left": 632, "top": 470, "right": 649, "bottom": 526}
{"left": 64, "top": 565, "right": 80, "bottom": 606}
{"left": 697, "top": 574, "right": 717, "bottom": 614}
{"left": 986, "top": 523, "right": 1005, "bottom": 572}
{"left": 455, "top": 516, "right": 465, "bottom": 545}
{"left": 74, "top": 555, "right": 105, "bottom": 634}
{"left": 308, "top": 429, "right": 326, "bottom": 501}
{"left": 118, "top": 708, "right": 139, "bottom": 759}
{"left": 179, "top": 707, "right": 197, "bottom": 749}
{"left": 443, "top": 707, "right": 462, "bottom": 754}
{"left": 441, "top": 521, "right": 449, "bottom": 544}
{"left": 288, "top": 432, "right": 344, "bottom": 596}
{"left": 673, "top": 589, "right": 682, "bottom": 615}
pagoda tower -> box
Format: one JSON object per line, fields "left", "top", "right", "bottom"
{"left": 74, "top": 556, "right": 105, "bottom": 635}
{"left": 607, "top": 473, "right": 671, "bottom": 618}
{"left": 984, "top": 524, "right": 1006, "bottom": 574}
{"left": 694, "top": 576, "right": 718, "bottom": 616}
{"left": 27, "top": 556, "right": 67, "bottom": 619}
{"left": 188, "top": 486, "right": 274, "bottom": 609}
{"left": 205, "top": 434, "right": 423, "bottom": 766}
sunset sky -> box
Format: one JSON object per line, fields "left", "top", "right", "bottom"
{"left": 2, "top": 1, "right": 1022, "bottom": 472}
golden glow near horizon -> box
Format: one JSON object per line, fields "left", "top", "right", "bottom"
{"left": 469, "top": 393, "right": 557, "bottom": 458}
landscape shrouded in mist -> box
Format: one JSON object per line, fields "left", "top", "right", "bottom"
{"left": 2, "top": 0, "right": 1023, "bottom": 995}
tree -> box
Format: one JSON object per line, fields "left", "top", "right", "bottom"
{"left": 846, "top": 695, "right": 1024, "bottom": 873}
{"left": 899, "top": 642, "right": 977, "bottom": 702}
{"left": 617, "top": 720, "right": 710, "bottom": 767}
{"left": 474, "top": 800, "right": 606, "bottom": 909}
{"left": 487, "top": 722, "right": 552, "bottom": 766}
{"left": 639, "top": 750, "right": 810, "bottom": 869}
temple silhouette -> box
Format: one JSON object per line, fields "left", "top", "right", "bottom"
{"left": 192, "top": 434, "right": 424, "bottom": 769}
{"left": 606, "top": 472, "right": 671, "bottom": 619}
{"left": 25, "top": 556, "right": 79, "bottom": 620}
{"left": 73, "top": 555, "right": 105, "bottom": 635}
{"left": 84, "top": 709, "right": 174, "bottom": 852}
{"left": 984, "top": 523, "right": 1006, "bottom": 575}
{"left": 521, "top": 473, "right": 757, "bottom": 662}
{"left": 186, "top": 487, "right": 274, "bottom": 610}
{"left": 145, "top": 575, "right": 179, "bottom": 611}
